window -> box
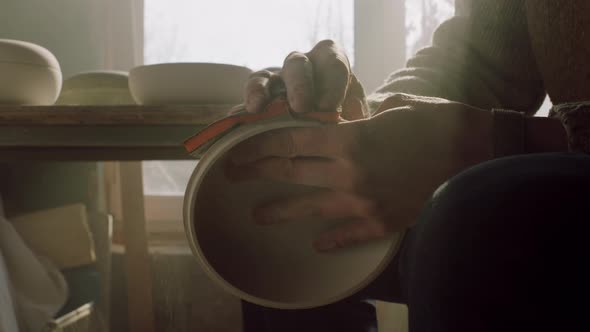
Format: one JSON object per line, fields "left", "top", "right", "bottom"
{"left": 405, "top": 0, "right": 454, "bottom": 57}
{"left": 142, "top": 0, "right": 456, "bottom": 227}
{"left": 144, "top": 0, "right": 355, "bottom": 69}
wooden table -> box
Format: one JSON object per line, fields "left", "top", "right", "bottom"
{"left": 0, "top": 105, "right": 229, "bottom": 160}
{"left": 0, "top": 105, "right": 230, "bottom": 332}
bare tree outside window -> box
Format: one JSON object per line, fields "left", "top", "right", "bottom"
{"left": 144, "top": 0, "right": 353, "bottom": 70}
{"left": 406, "top": 0, "right": 454, "bottom": 57}
{"left": 305, "top": 1, "right": 351, "bottom": 63}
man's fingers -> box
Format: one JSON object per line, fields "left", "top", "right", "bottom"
{"left": 341, "top": 96, "right": 367, "bottom": 121}
{"left": 227, "top": 157, "right": 358, "bottom": 190}
{"left": 281, "top": 52, "right": 315, "bottom": 113}
{"left": 306, "top": 40, "right": 351, "bottom": 112}
{"left": 252, "top": 191, "right": 376, "bottom": 225}
{"left": 228, "top": 125, "right": 355, "bottom": 164}
{"left": 244, "top": 41, "right": 355, "bottom": 115}
{"left": 244, "top": 70, "right": 282, "bottom": 113}
{"left": 314, "top": 219, "right": 389, "bottom": 252}
{"left": 244, "top": 75, "right": 268, "bottom": 113}
{"left": 341, "top": 74, "right": 369, "bottom": 120}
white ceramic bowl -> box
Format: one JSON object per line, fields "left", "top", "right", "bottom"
{"left": 56, "top": 70, "right": 135, "bottom": 105}
{"left": 0, "top": 39, "right": 61, "bottom": 105}
{"left": 129, "top": 63, "right": 252, "bottom": 105}
{"left": 184, "top": 118, "right": 403, "bottom": 309}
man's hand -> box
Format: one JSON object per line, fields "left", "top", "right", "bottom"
{"left": 243, "top": 40, "right": 368, "bottom": 120}
{"left": 227, "top": 93, "right": 494, "bottom": 252}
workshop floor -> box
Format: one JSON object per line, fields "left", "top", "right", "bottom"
{"left": 110, "top": 245, "right": 242, "bottom": 332}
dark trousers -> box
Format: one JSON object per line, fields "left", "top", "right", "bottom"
{"left": 242, "top": 153, "right": 590, "bottom": 331}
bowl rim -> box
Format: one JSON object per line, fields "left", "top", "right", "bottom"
{"left": 0, "top": 39, "right": 61, "bottom": 69}
{"left": 183, "top": 117, "right": 404, "bottom": 309}
{"left": 130, "top": 62, "right": 253, "bottom": 74}
{"left": 0, "top": 61, "right": 61, "bottom": 71}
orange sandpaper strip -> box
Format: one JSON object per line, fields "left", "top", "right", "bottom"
{"left": 183, "top": 99, "right": 341, "bottom": 154}
{"left": 183, "top": 100, "right": 289, "bottom": 153}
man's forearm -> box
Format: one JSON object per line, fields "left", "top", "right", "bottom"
{"left": 370, "top": 94, "right": 569, "bottom": 158}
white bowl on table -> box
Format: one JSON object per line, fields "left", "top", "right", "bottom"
{"left": 128, "top": 63, "right": 252, "bottom": 105}
{"left": 56, "top": 70, "right": 135, "bottom": 105}
{"left": 0, "top": 39, "right": 62, "bottom": 105}
{"left": 184, "top": 116, "right": 404, "bottom": 309}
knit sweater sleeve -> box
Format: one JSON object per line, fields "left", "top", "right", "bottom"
{"left": 368, "top": 0, "right": 546, "bottom": 115}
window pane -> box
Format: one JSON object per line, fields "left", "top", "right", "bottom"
{"left": 142, "top": 160, "right": 197, "bottom": 196}
{"left": 406, "top": 0, "right": 454, "bottom": 58}
{"left": 145, "top": 0, "right": 355, "bottom": 69}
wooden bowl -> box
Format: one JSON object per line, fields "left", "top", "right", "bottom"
{"left": 129, "top": 63, "right": 252, "bottom": 105}
{"left": 184, "top": 117, "right": 403, "bottom": 309}
{"left": 0, "top": 39, "right": 61, "bottom": 105}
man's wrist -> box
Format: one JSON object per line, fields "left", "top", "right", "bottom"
{"left": 492, "top": 109, "right": 568, "bottom": 155}
{"left": 550, "top": 102, "right": 590, "bottom": 153}
{"left": 525, "top": 117, "right": 568, "bottom": 153}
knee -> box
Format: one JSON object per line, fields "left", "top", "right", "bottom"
{"left": 426, "top": 153, "right": 590, "bottom": 230}
{"left": 404, "top": 153, "right": 590, "bottom": 273}
{"left": 403, "top": 154, "right": 590, "bottom": 328}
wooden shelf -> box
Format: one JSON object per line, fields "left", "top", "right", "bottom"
{"left": 0, "top": 105, "right": 235, "bottom": 332}
{"left": 0, "top": 105, "right": 231, "bottom": 160}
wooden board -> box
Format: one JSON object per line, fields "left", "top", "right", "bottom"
{"left": 119, "top": 162, "right": 156, "bottom": 332}
{"left": 0, "top": 104, "right": 231, "bottom": 125}
{"left": 0, "top": 105, "right": 230, "bottom": 161}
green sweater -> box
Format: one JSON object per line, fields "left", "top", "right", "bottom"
{"left": 369, "top": 0, "right": 590, "bottom": 151}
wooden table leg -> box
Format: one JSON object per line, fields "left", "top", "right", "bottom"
{"left": 119, "top": 161, "right": 156, "bottom": 332}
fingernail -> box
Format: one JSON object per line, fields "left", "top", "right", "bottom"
{"left": 314, "top": 240, "right": 336, "bottom": 252}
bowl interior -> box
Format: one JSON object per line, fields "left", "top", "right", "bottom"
{"left": 185, "top": 120, "right": 402, "bottom": 309}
